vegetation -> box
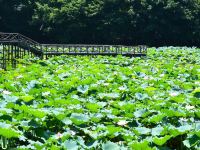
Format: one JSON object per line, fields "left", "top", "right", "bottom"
{"left": 0, "top": 0, "right": 200, "bottom": 46}
{"left": 0, "top": 47, "right": 200, "bottom": 149}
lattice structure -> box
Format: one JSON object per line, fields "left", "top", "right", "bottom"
{"left": 41, "top": 44, "right": 147, "bottom": 59}
{"left": 0, "top": 32, "right": 147, "bottom": 69}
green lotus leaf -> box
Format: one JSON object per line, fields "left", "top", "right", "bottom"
{"left": 135, "top": 127, "right": 151, "bottom": 135}
{"left": 151, "top": 126, "right": 164, "bottom": 136}
{"left": 70, "top": 113, "right": 90, "bottom": 125}
{"left": 62, "top": 118, "right": 73, "bottom": 125}
{"left": 102, "top": 141, "right": 120, "bottom": 150}
{"left": 177, "top": 124, "right": 193, "bottom": 133}
{"left": 98, "top": 93, "right": 120, "bottom": 99}
{"left": 77, "top": 85, "right": 89, "bottom": 94}
{"left": 134, "top": 109, "right": 147, "bottom": 118}
{"left": 3, "top": 95, "right": 18, "bottom": 102}
{"left": 153, "top": 135, "right": 172, "bottom": 146}
{"left": 148, "top": 113, "right": 165, "bottom": 123}
{"left": 0, "top": 127, "right": 20, "bottom": 138}
{"left": 183, "top": 134, "right": 200, "bottom": 148}
{"left": 20, "top": 95, "right": 34, "bottom": 102}
{"left": 130, "top": 140, "right": 152, "bottom": 150}
{"left": 63, "top": 140, "right": 78, "bottom": 150}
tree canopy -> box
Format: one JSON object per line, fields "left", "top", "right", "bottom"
{"left": 0, "top": 0, "right": 200, "bottom": 46}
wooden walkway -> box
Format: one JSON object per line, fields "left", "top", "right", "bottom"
{"left": 0, "top": 33, "right": 147, "bottom": 69}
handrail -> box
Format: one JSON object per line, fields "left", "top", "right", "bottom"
{"left": 41, "top": 44, "right": 142, "bottom": 47}
{"left": 0, "top": 32, "right": 39, "bottom": 45}
{"left": 17, "top": 33, "right": 40, "bottom": 45}
{"left": 0, "top": 32, "right": 147, "bottom": 70}
{"left": 0, "top": 32, "right": 147, "bottom": 55}
{"left": 0, "top": 32, "right": 147, "bottom": 49}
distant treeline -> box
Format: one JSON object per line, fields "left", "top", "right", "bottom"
{"left": 0, "top": 0, "right": 200, "bottom": 46}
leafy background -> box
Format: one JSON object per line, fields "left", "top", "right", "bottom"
{"left": 0, "top": 0, "right": 200, "bottom": 46}
{"left": 0, "top": 47, "right": 200, "bottom": 149}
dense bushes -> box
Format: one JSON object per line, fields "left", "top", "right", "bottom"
{"left": 0, "top": 0, "right": 200, "bottom": 46}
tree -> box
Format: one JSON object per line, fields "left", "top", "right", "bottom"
{"left": 1, "top": 0, "right": 200, "bottom": 46}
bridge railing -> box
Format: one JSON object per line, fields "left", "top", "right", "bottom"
{"left": 0, "top": 32, "right": 147, "bottom": 69}
{"left": 0, "top": 32, "right": 39, "bottom": 45}
{"left": 41, "top": 44, "right": 147, "bottom": 54}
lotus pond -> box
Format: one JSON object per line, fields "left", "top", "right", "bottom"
{"left": 0, "top": 47, "right": 200, "bottom": 149}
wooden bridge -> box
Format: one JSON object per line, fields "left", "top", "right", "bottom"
{"left": 0, "top": 32, "right": 147, "bottom": 69}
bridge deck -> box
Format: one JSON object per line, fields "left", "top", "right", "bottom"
{"left": 0, "top": 33, "right": 147, "bottom": 69}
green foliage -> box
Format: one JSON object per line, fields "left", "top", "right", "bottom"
{"left": 1, "top": 0, "right": 200, "bottom": 45}
{"left": 102, "top": 141, "right": 120, "bottom": 150}
{"left": 0, "top": 47, "right": 200, "bottom": 149}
